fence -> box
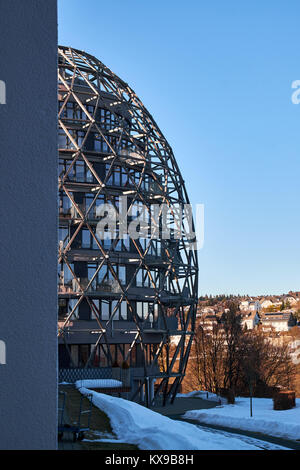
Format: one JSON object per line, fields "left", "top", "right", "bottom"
{"left": 59, "top": 367, "right": 112, "bottom": 383}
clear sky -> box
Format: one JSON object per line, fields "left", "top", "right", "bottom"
{"left": 58, "top": 0, "right": 300, "bottom": 297}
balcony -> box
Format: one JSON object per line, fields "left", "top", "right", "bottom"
{"left": 58, "top": 317, "right": 179, "bottom": 345}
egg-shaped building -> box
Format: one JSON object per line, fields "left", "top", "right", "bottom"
{"left": 58, "top": 46, "right": 198, "bottom": 406}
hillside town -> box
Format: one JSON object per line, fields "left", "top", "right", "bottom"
{"left": 197, "top": 291, "right": 299, "bottom": 334}
{"left": 180, "top": 291, "right": 300, "bottom": 398}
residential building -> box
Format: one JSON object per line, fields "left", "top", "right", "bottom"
{"left": 241, "top": 311, "right": 260, "bottom": 330}
{"left": 261, "top": 312, "right": 296, "bottom": 332}
{"left": 57, "top": 46, "right": 198, "bottom": 405}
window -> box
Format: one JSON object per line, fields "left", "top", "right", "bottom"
{"left": 120, "top": 301, "right": 127, "bottom": 320}
{"left": 85, "top": 194, "right": 94, "bottom": 218}
{"left": 66, "top": 102, "right": 74, "bottom": 119}
{"left": 136, "top": 302, "right": 143, "bottom": 319}
{"left": 60, "top": 194, "right": 71, "bottom": 214}
{"left": 82, "top": 229, "right": 91, "bottom": 249}
{"left": 136, "top": 302, "right": 151, "bottom": 320}
{"left": 58, "top": 130, "right": 67, "bottom": 148}
{"left": 77, "top": 131, "right": 85, "bottom": 148}
{"left": 95, "top": 195, "right": 105, "bottom": 214}
{"left": 59, "top": 227, "right": 68, "bottom": 246}
{"left": 87, "top": 105, "right": 95, "bottom": 116}
{"left": 121, "top": 167, "right": 128, "bottom": 186}
{"left": 136, "top": 269, "right": 142, "bottom": 287}
{"left": 136, "top": 268, "right": 154, "bottom": 288}
{"left": 111, "top": 300, "right": 118, "bottom": 319}
{"left": 106, "top": 164, "right": 113, "bottom": 184}
{"left": 119, "top": 265, "right": 126, "bottom": 285}
{"left": 139, "top": 237, "right": 147, "bottom": 251}
{"left": 98, "top": 265, "right": 106, "bottom": 284}
{"left": 114, "top": 167, "right": 121, "bottom": 186}
{"left": 86, "top": 166, "right": 93, "bottom": 182}
{"left": 144, "top": 302, "right": 149, "bottom": 317}
{"left": 91, "top": 299, "right": 99, "bottom": 320}
{"left": 69, "top": 298, "right": 79, "bottom": 318}
{"left": 73, "top": 103, "right": 82, "bottom": 122}
{"left": 101, "top": 300, "right": 110, "bottom": 320}
{"left": 63, "top": 262, "right": 74, "bottom": 283}
{"left": 65, "top": 161, "right": 74, "bottom": 181}
{"left": 120, "top": 234, "right": 130, "bottom": 251}
{"left": 104, "top": 238, "right": 112, "bottom": 249}
{"left": 75, "top": 161, "right": 85, "bottom": 182}
{"left": 94, "top": 133, "right": 101, "bottom": 151}
{"left": 103, "top": 140, "right": 108, "bottom": 152}
{"left": 105, "top": 166, "right": 123, "bottom": 187}
{"left": 99, "top": 108, "right": 105, "bottom": 121}
{"left": 87, "top": 263, "right": 97, "bottom": 276}
{"left": 88, "top": 263, "right": 97, "bottom": 290}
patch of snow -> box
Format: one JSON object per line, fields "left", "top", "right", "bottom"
{"left": 177, "top": 390, "right": 226, "bottom": 404}
{"left": 184, "top": 396, "right": 300, "bottom": 441}
{"left": 76, "top": 379, "right": 122, "bottom": 389}
{"left": 75, "top": 382, "right": 279, "bottom": 450}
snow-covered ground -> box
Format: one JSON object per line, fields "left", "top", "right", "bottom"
{"left": 75, "top": 381, "right": 289, "bottom": 450}
{"left": 177, "top": 390, "right": 227, "bottom": 404}
{"left": 183, "top": 394, "right": 300, "bottom": 441}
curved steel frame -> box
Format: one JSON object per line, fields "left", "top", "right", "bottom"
{"left": 57, "top": 46, "right": 198, "bottom": 405}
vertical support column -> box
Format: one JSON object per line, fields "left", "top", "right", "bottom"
{"left": 149, "top": 378, "right": 155, "bottom": 405}
{"left": 0, "top": 0, "right": 57, "bottom": 449}
{"left": 140, "top": 380, "right": 145, "bottom": 402}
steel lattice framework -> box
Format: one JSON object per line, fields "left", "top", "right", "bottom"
{"left": 58, "top": 45, "right": 198, "bottom": 406}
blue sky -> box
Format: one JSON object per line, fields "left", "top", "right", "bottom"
{"left": 58, "top": 0, "right": 300, "bottom": 296}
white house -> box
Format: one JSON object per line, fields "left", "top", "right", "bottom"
{"left": 289, "top": 339, "right": 300, "bottom": 364}
{"left": 261, "top": 300, "right": 273, "bottom": 309}
{"left": 261, "top": 312, "right": 296, "bottom": 332}
{"left": 240, "top": 300, "right": 261, "bottom": 312}
{"left": 239, "top": 300, "right": 251, "bottom": 311}
{"left": 248, "top": 301, "right": 262, "bottom": 312}
{"left": 241, "top": 311, "right": 260, "bottom": 330}
{"left": 284, "top": 296, "right": 298, "bottom": 306}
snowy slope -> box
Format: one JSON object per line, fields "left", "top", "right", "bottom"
{"left": 184, "top": 396, "right": 300, "bottom": 441}
{"left": 76, "top": 381, "right": 283, "bottom": 450}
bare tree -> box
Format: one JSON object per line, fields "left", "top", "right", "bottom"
{"left": 221, "top": 301, "right": 243, "bottom": 393}
{"left": 184, "top": 306, "right": 295, "bottom": 398}
{"left": 191, "top": 319, "right": 225, "bottom": 393}
{"left": 238, "top": 328, "right": 295, "bottom": 395}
